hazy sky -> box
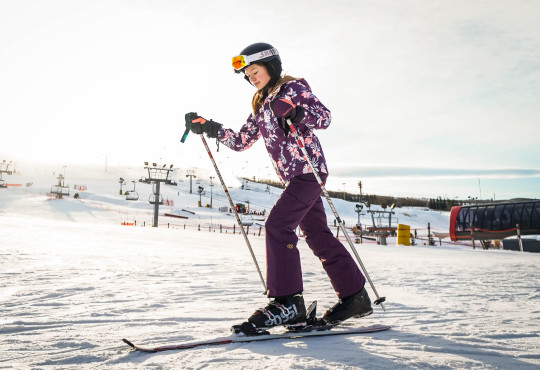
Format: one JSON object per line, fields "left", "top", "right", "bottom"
{"left": 1, "top": 0, "right": 539, "bottom": 199}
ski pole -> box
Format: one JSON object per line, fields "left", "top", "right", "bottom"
{"left": 181, "top": 121, "right": 268, "bottom": 294}
{"left": 285, "top": 118, "right": 386, "bottom": 310}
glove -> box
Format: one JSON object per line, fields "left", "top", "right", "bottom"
{"left": 185, "top": 112, "right": 222, "bottom": 138}
{"left": 270, "top": 98, "right": 304, "bottom": 123}
{"left": 270, "top": 98, "right": 304, "bottom": 136}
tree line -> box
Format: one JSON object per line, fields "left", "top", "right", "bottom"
{"left": 247, "top": 177, "right": 466, "bottom": 211}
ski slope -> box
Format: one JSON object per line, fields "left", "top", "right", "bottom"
{"left": 0, "top": 166, "right": 539, "bottom": 369}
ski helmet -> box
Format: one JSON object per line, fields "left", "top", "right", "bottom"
{"left": 232, "top": 42, "right": 282, "bottom": 88}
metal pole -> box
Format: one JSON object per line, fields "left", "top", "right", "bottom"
{"left": 285, "top": 118, "right": 386, "bottom": 310}
{"left": 153, "top": 181, "right": 160, "bottom": 227}
{"left": 516, "top": 224, "right": 524, "bottom": 252}
{"left": 210, "top": 176, "right": 214, "bottom": 208}
{"left": 199, "top": 135, "right": 267, "bottom": 294}
{"left": 470, "top": 221, "right": 475, "bottom": 249}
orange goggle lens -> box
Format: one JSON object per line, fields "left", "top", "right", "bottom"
{"left": 232, "top": 48, "right": 278, "bottom": 71}
{"left": 232, "top": 55, "right": 246, "bottom": 70}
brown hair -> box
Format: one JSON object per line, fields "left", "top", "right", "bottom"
{"left": 251, "top": 74, "right": 298, "bottom": 115}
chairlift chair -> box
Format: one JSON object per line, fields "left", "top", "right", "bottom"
{"left": 149, "top": 193, "right": 163, "bottom": 205}
{"left": 240, "top": 214, "right": 254, "bottom": 226}
{"left": 50, "top": 185, "right": 67, "bottom": 198}
{"left": 125, "top": 181, "right": 139, "bottom": 201}
{"left": 126, "top": 191, "right": 139, "bottom": 201}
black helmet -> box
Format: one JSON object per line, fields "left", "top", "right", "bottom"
{"left": 233, "top": 42, "right": 282, "bottom": 88}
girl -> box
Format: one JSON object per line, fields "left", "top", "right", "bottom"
{"left": 186, "top": 42, "right": 372, "bottom": 333}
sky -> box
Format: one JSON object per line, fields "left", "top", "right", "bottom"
{"left": 1, "top": 0, "right": 539, "bottom": 200}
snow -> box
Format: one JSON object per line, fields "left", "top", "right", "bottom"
{"left": 1, "top": 166, "right": 539, "bottom": 369}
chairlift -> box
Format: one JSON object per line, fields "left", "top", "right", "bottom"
{"left": 125, "top": 181, "right": 139, "bottom": 201}
{"left": 126, "top": 191, "right": 139, "bottom": 201}
{"left": 240, "top": 214, "right": 254, "bottom": 226}
{"left": 149, "top": 193, "right": 163, "bottom": 205}
{"left": 50, "top": 185, "right": 70, "bottom": 196}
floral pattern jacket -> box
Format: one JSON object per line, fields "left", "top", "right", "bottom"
{"left": 218, "top": 79, "right": 331, "bottom": 184}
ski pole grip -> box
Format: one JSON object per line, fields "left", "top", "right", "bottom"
{"left": 181, "top": 112, "right": 198, "bottom": 143}
{"left": 180, "top": 126, "right": 190, "bottom": 143}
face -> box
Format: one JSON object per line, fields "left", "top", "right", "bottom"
{"left": 244, "top": 63, "right": 271, "bottom": 90}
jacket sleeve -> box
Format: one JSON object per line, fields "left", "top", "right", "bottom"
{"left": 217, "top": 114, "right": 261, "bottom": 152}
{"left": 279, "top": 80, "right": 331, "bottom": 131}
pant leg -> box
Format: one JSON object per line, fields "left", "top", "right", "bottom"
{"left": 265, "top": 174, "right": 324, "bottom": 297}
{"left": 299, "top": 197, "right": 366, "bottom": 299}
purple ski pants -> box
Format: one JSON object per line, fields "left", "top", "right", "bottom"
{"left": 265, "top": 173, "right": 366, "bottom": 299}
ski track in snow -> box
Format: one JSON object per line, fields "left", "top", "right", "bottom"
{"left": 1, "top": 170, "right": 539, "bottom": 369}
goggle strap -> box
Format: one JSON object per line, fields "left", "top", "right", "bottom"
{"left": 244, "top": 48, "right": 279, "bottom": 64}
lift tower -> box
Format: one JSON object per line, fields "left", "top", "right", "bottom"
{"left": 144, "top": 162, "right": 174, "bottom": 227}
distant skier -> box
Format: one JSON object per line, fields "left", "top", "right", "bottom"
{"left": 185, "top": 42, "right": 372, "bottom": 333}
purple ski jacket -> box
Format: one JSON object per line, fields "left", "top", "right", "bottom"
{"left": 217, "top": 79, "right": 331, "bottom": 184}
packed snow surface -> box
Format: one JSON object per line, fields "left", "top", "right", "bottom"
{"left": 1, "top": 166, "right": 539, "bottom": 369}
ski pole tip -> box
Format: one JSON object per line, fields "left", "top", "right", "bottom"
{"left": 374, "top": 297, "right": 387, "bottom": 311}
{"left": 375, "top": 297, "right": 387, "bottom": 311}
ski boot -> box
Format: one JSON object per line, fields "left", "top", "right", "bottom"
{"left": 322, "top": 287, "right": 373, "bottom": 325}
{"left": 231, "top": 294, "right": 307, "bottom": 335}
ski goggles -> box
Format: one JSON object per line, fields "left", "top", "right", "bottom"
{"left": 232, "top": 48, "right": 279, "bottom": 71}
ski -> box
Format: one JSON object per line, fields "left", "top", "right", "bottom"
{"left": 122, "top": 324, "right": 390, "bottom": 353}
